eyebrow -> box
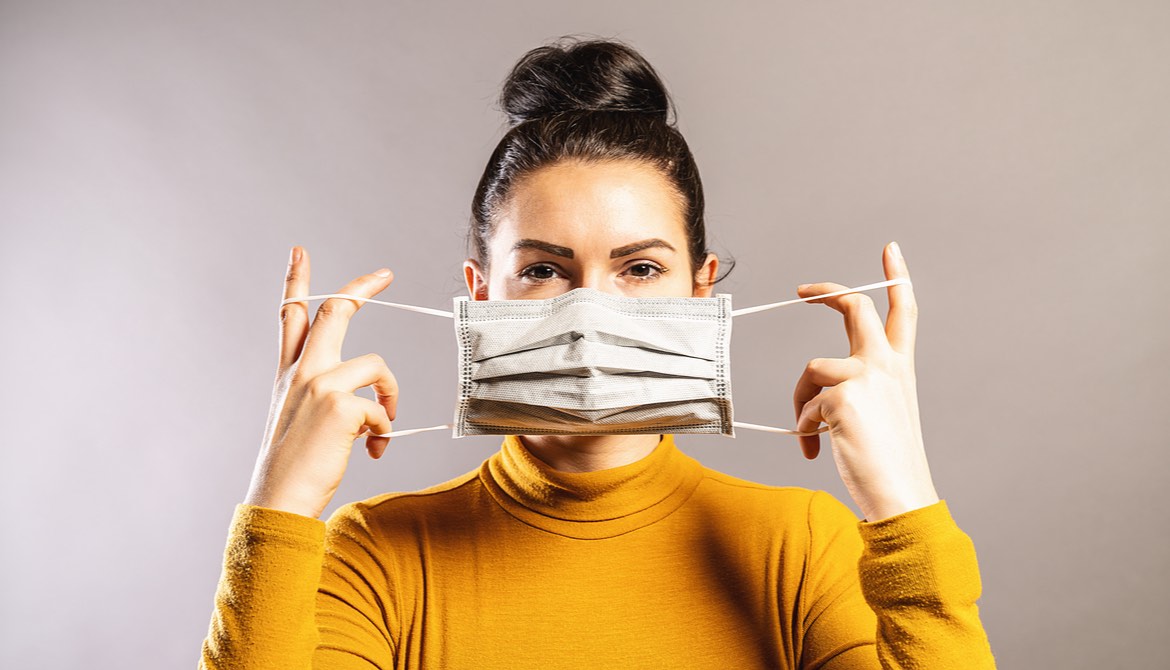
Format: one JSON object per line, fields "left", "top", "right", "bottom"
{"left": 512, "top": 239, "right": 574, "bottom": 258}
{"left": 511, "top": 237, "right": 677, "bottom": 260}
{"left": 610, "top": 238, "right": 676, "bottom": 258}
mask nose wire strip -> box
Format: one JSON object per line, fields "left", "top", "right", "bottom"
{"left": 280, "top": 278, "right": 907, "bottom": 439}
{"left": 730, "top": 277, "right": 911, "bottom": 317}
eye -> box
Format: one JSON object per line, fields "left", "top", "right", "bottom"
{"left": 622, "top": 262, "right": 668, "bottom": 282}
{"left": 519, "top": 263, "right": 562, "bottom": 283}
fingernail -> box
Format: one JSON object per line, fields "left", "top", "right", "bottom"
{"left": 374, "top": 268, "right": 391, "bottom": 277}
{"left": 289, "top": 246, "right": 301, "bottom": 264}
{"left": 891, "top": 241, "right": 903, "bottom": 260}
{"left": 797, "top": 283, "right": 810, "bottom": 291}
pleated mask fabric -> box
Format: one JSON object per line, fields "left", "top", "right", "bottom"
{"left": 453, "top": 288, "right": 733, "bottom": 437}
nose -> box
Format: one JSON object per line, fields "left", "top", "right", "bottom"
{"left": 574, "top": 270, "right": 621, "bottom": 296}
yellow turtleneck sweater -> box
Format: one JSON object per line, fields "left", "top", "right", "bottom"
{"left": 200, "top": 434, "right": 995, "bottom": 668}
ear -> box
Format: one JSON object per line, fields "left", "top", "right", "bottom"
{"left": 463, "top": 258, "right": 490, "bottom": 301}
{"left": 691, "top": 253, "right": 719, "bottom": 298}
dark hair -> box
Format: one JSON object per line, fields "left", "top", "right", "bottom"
{"left": 469, "top": 35, "right": 733, "bottom": 285}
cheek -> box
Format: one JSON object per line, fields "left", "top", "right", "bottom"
{"left": 671, "top": 269, "right": 700, "bottom": 297}
{"left": 485, "top": 272, "right": 513, "bottom": 299}
{"left": 480, "top": 246, "right": 516, "bottom": 298}
{"left": 486, "top": 269, "right": 551, "bottom": 300}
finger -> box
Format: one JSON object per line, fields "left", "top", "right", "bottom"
{"left": 883, "top": 241, "right": 918, "bottom": 356}
{"left": 793, "top": 357, "right": 859, "bottom": 460}
{"left": 315, "top": 353, "right": 399, "bottom": 459}
{"left": 312, "top": 353, "right": 400, "bottom": 422}
{"left": 278, "top": 246, "right": 311, "bottom": 372}
{"left": 299, "top": 268, "right": 394, "bottom": 372}
{"left": 795, "top": 395, "right": 825, "bottom": 460}
{"left": 793, "top": 356, "right": 862, "bottom": 410}
{"left": 351, "top": 396, "right": 394, "bottom": 458}
{"left": 797, "top": 281, "right": 889, "bottom": 357}
{"left": 355, "top": 427, "right": 391, "bottom": 459}
{"left": 366, "top": 435, "right": 390, "bottom": 459}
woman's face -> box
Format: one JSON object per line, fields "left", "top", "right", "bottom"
{"left": 464, "top": 159, "right": 718, "bottom": 301}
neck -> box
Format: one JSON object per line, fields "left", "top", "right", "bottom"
{"left": 519, "top": 433, "right": 663, "bottom": 473}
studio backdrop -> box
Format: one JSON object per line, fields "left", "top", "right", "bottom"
{"left": 0, "top": 1, "right": 1166, "bottom": 668}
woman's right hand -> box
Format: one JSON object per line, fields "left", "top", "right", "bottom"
{"left": 243, "top": 246, "right": 400, "bottom": 519}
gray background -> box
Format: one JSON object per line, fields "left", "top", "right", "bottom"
{"left": 1, "top": 1, "right": 1166, "bottom": 668}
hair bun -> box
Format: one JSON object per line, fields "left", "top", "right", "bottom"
{"left": 500, "top": 36, "right": 674, "bottom": 127}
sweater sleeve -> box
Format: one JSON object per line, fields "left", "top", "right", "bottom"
{"left": 856, "top": 498, "right": 996, "bottom": 669}
{"left": 799, "top": 491, "right": 996, "bottom": 670}
{"left": 198, "top": 503, "right": 395, "bottom": 669}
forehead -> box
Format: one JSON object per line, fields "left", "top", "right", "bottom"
{"left": 492, "top": 159, "right": 686, "bottom": 249}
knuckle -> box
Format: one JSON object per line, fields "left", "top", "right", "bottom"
{"left": 304, "top": 375, "right": 329, "bottom": 398}
{"left": 361, "top": 352, "right": 388, "bottom": 369}
{"left": 315, "top": 299, "right": 346, "bottom": 321}
{"left": 279, "top": 303, "right": 302, "bottom": 324}
{"left": 847, "top": 293, "right": 874, "bottom": 309}
{"left": 321, "top": 389, "right": 350, "bottom": 413}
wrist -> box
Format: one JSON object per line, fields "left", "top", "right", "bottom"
{"left": 244, "top": 484, "right": 326, "bottom": 520}
{"left": 863, "top": 489, "right": 940, "bottom": 522}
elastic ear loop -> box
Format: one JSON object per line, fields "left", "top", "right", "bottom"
{"left": 279, "top": 277, "right": 910, "bottom": 439}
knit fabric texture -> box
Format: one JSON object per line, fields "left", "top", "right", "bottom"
{"left": 200, "top": 434, "right": 996, "bottom": 668}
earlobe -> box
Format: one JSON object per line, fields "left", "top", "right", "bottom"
{"left": 463, "top": 259, "right": 490, "bottom": 301}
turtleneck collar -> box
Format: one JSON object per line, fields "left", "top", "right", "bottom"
{"left": 479, "top": 433, "right": 705, "bottom": 540}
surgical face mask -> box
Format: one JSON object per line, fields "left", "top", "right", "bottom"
{"left": 280, "top": 278, "right": 909, "bottom": 439}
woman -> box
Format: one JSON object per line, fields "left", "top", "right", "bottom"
{"left": 201, "top": 37, "right": 995, "bottom": 668}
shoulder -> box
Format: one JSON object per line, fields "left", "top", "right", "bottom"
{"left": 681, "top": 466, "right": 866, "bottom": 569}
{"left": 361, "top": 466, "right": 483, "bottom": 511}
{"left": 324, "top": 466, "right": 485, "bottom": 542}
{"left": 693, "top": 466, "right": 862, "bottom": 531}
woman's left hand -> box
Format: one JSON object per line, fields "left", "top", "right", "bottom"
{"left": 792, "top": 241, "right": 939, "bottom": 522}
